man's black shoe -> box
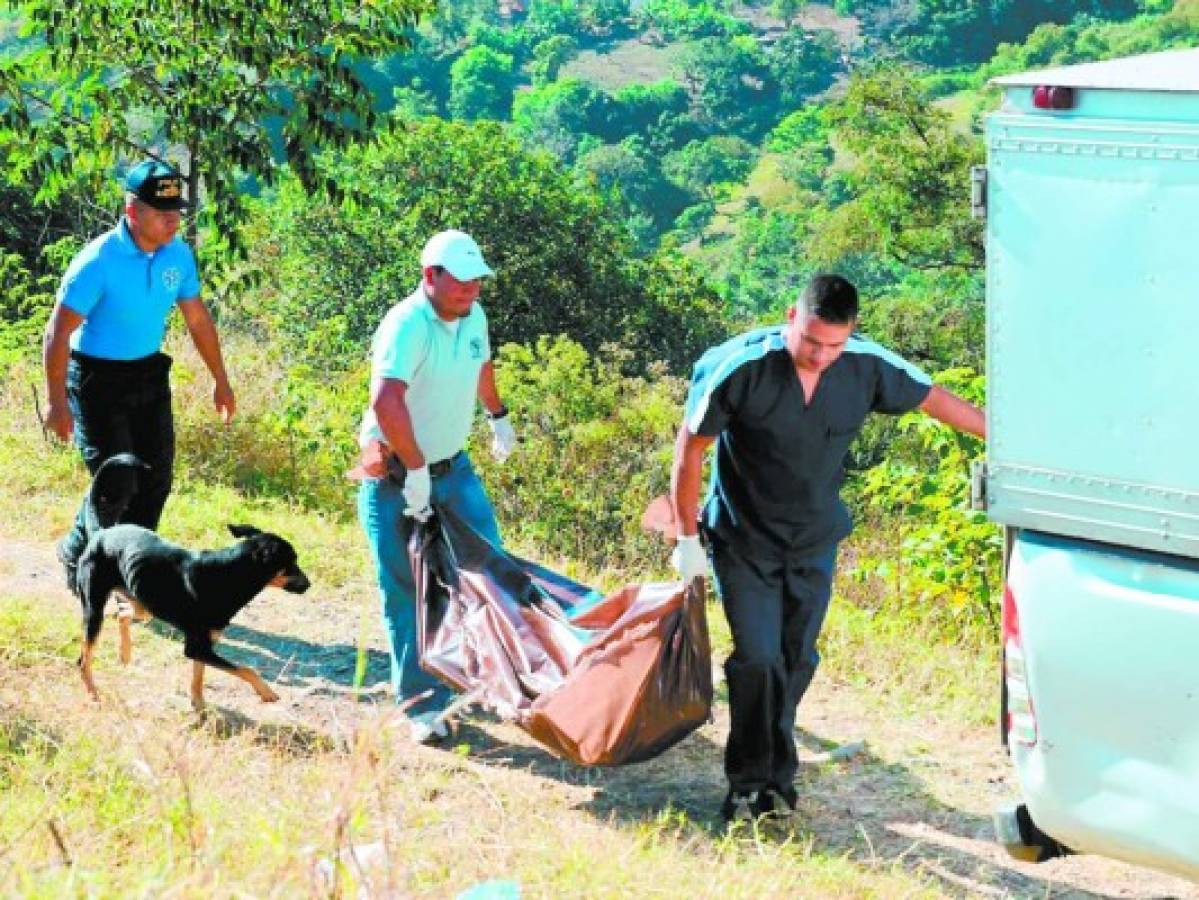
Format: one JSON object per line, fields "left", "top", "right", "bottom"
{"left": 721, "top": 790, "right": 761, "bottom": 824}
{"left": 760, "top": 783, "right": 799, "bottom": 818}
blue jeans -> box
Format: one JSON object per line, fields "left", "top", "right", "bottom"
{"left": 357, "top": 451, "right": 501, "bottom": 715}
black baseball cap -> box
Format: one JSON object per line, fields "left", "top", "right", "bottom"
{"left": 124, "top": 160, "right": 189, "bottom": 211}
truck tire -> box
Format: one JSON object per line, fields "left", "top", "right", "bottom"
{"left": 993, "top": 802, "right": 1073, "bottom": 863}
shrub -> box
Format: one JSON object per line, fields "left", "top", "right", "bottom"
{"left": 472, "top": 335, "right": 686, "bottom": 576}
{"left": 846, "top": 368, "right": 998, "bottom": 638}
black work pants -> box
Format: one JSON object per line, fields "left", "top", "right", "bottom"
{"left": 59, "top": 351, "right": 175, "bottom": 562}
{"left": 710, "top": 537, "right": 837, "bottom": 794}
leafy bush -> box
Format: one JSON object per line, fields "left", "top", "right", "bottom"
{"left": 170, "top": 331, "right": 689, "bottom": 578}
{"left": 847, "top": 368, "right": 998, "bottom": 637}
{"left": 239, "top": 117, "right": 730, "bottom": 374}
{"left": 635, "top": 0, "right": 749, "bottom": 40}
{"left": 474, "top": 335, "right": 686, "bottom": 575}
{"left": 449, "top": 46, "right": 517, "bottom": 120}
{"left": 168, "top": 333, "right": 365, "bottom": 512}
{"left": 663, "top": 136, "right": 757, "bottom": 200}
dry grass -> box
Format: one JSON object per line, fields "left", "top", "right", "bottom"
{"left": 560, "top": 39, "right": 688, "bottom": 91}
{"left": 1, "top": 594, "right": 956, "bottom": 899}
{"left": 0, "top": 342, "right": 1013, "bottom": 898}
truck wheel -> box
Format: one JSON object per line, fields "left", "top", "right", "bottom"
{"left": 993, "top": 803, "right": 1073, "bottom": 863}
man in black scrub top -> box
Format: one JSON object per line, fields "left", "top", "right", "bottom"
{"left": 670, "top": 274, "right": 986, "bottom": 823}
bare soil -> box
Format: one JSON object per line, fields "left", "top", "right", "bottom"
{"left": 4, "top": 536, "right": 1196, "bottom": 900}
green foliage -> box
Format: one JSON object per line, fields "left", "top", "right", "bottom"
{"left": 608, "top": 79, "right": 692, "bottom": 144}
{"left": 672, "top": 201, "right": 716, "bottom": 242}
{"left": 770, "top": 0, "right": 808, "bottom": 26}
{"left": 663, "top": 136, "right": 757, "bottom": 200}
{"left": 429, "top": 0, "right": 502, "bottom": 50}
{"left": 767, "top": 106, "right": 834, "bottom": 190}
{"left": 856, "top": 269, "right": 985, "bottom": 372}
{"left": 906, "top": 0, "right": 1141, "bottom": 65}
{"left": 530, "top": 35, "right": 580, "bottom": 85}
{"left": 449, "top": 46, "right": 517, "bottom": 121}
{"left": 0, "top": 250, "right": 50, "bottom": 367}
{"left": 474, "top": 335, "right": 685, "bottom": 573}
{"left": 523, "top": 0, "right": 587, "bottom": 43}
{"left": 575, "top": 137, "right": 692, "bottom": 241}
{"left": 848, "top": 368, "right": 998, "bottom": 636}
{"left": 243, "top": 117, "right": 729, "bottom": 374}
{"left": 814, "top": 64, "right": 983, "bottom": 272}
{"left": 677, "top": 35, "right": 772, "bottom": 134}
{"left": 0, "top": 0, "right": 434, "bottom": 260}
{"left": 765, "top": 27, "right": 841, "bottom": 108}
{"left": 980, "top": 3, "right": 1199, "bottom": 77}
{"left": 635, "top": 0, "right": 749, "bottom": 39}
{"left": 715, "top": 206, "right": 811, "bottom": 317}
{"left": 0, "top": 231, "right": 79, "bottom": 367}
{"left": 511, "top": 78, "right": 608, "bottom": 161}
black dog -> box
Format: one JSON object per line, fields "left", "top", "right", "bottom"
{"left": 59, "top": 453, "right": 151, "bottom": 594}
{"left": 75, "top": 523, "right": 310, "bottom": 710}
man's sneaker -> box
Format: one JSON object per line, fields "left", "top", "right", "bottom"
{"left": 56, "top": 539, "right": 79, "bottom": 594}
{"left": 407, "top": 709, "right": 450, "bottom": 745}
{"left": 720, "top": 790, "right": 762, "bottom": 824}
{"left": 760, "top": 783, "right": 799, "bottom": 819}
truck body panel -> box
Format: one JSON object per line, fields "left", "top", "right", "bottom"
{"left": 985, "top": 108, "right": 1199, "bottom": 558}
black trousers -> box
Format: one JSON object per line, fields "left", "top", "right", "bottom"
{"left": 59, "top": 351, "right": 175, "bottom": 562}
{"left": 710, "top": 536, "right": 837, "bottom": 794}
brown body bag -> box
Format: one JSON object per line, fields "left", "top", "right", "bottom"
{"left": 410, "top": 506, "right": 712, "bottom": 766}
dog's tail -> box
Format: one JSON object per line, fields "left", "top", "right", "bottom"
{"left": 84, "top": 453, "right": 151, "bottom": 530}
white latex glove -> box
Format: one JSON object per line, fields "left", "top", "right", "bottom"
{"left": 402, "top": 465, "right": 432, "bottom": 522}
{"left": 489, "top": 414, "right": 517, "bottom": 464}
{"left": 671, "top": 534, "right": 708, "bottom": 583}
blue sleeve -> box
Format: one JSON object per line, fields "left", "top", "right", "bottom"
{"left": 685, "top": 352, "right": 739, "bottom": 437}
{"left": 177, "top": 244, "right": 200, "bottom": 299}
{"left": 57, "top": 243, "right": 105, "bottom": 316}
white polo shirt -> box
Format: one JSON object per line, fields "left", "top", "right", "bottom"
{"left": 359, "top": 284, "right": 491, "bottom": 462}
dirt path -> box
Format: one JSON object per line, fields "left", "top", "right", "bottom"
{"left": 4, "top": 537, "right": 1195, "bottom": 900}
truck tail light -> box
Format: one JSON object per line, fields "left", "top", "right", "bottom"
{"left": 1032, "top": 85, "right": 1076, "bottom": 110}
{"left": 1003, "top": 583, "right": 1039, "bottom": 747}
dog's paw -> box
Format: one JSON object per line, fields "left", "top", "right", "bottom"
{"left": 258, "top": 687, "right": 281, "bottom": 703}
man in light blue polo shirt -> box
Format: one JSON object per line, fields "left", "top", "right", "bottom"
{"left": 43, "top": 160, "right": 236, "bottom": 589}
{"left": 356, "top": 229, "right": 518, "bottom": 744}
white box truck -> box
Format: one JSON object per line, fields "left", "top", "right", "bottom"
{"left": 978, "top": 48, "right": 1199, "bottom": 878}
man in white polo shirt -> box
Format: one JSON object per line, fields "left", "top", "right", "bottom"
{"left": 356, "top": 229, "right": 517, "bottom": 744}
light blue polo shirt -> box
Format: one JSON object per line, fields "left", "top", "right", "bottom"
{"left": 58, "top": 219, "right": 201, "bottom": 360}
{"left": 359, "top": 284, "right": 492, "bottom": 463}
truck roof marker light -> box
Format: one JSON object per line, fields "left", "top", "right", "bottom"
{"left": 1032, "top": 85, "right": 1076, "bottom": 111}
{"left": 1003, "top": 584, "right": 1039, "bottom": 747}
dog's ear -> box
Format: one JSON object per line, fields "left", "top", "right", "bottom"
{"left": 228, "top": 524, "right": 262, "bottom": 539}
{"left": 249, "top": 534, "right": 296, "bottom": 570}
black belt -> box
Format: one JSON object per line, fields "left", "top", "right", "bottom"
{"left": 384, "top": 449, "right": 463, "bottom": 484}
{"left": 70, "top": 349, "right": 172, "bottom": 376}
{"left": 428, "top": 451, "right": 464, "bottom": 478}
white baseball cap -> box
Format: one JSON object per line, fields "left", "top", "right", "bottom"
{"left": 420, "top": 229, "right": 495, "bottom": 281}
